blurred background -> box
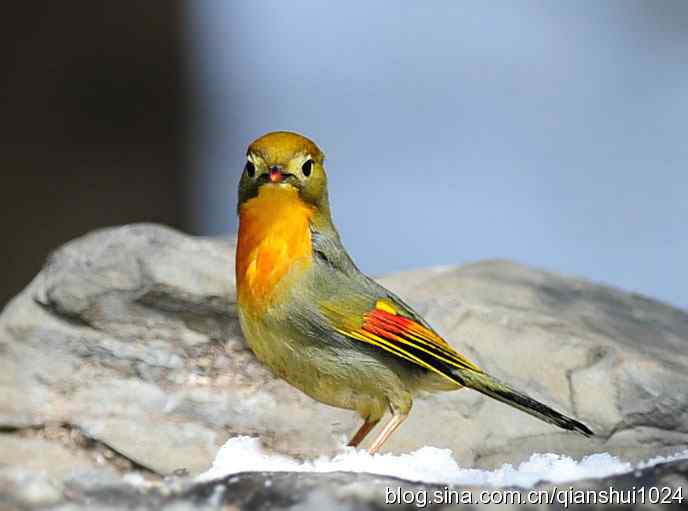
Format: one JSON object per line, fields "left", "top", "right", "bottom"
{"left": 2, "top": 1, "right": 687, "bottom": 309}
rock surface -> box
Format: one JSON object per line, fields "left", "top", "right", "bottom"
{"left": 2, "top": 458, "right": 687, "bottom": 510}
{"left": 1, "top": 223, "right": 688, "bottom": 509}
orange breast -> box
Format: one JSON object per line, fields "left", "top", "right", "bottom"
{"left": 236, "top": 185, "right": 315, "bottom": 313}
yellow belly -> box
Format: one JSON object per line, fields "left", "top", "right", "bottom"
{"left": 236, "top": 185, "right": 315, "bottom": 313}
{"left": 237, "top": 306, "right": 393, "bottom": 421}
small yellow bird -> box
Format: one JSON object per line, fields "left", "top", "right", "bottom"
{"left": 236, "top": 131, "right": 593, "bottom": 454}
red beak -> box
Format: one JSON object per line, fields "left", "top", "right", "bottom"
{"left": 269, "top": 167, "right": 283, "bottom": 183}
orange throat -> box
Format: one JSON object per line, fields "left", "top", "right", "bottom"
{"left": 236, "top": 185, "right": 315, "bottom": 313}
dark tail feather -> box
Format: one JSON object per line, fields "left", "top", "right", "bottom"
{"left": 457, "top": 370, "right": 594, "bottom": 437}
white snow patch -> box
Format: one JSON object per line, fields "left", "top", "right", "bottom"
{"left": 639, "top": 449, "right": 688, "bottom": 469}
{"left": 198, "top": 436, "right": 688, "bottom": 488}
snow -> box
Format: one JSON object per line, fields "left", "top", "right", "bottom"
{"left": 199, "top": 436, "right": 688, "bottom": 488}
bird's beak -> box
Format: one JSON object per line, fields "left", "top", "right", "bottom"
{"left": 269, "top": 166, "right": 284, "bottom": 183}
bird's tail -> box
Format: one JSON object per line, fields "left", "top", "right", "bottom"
{"left": 457, "top": 369, "right": 594, "bottom": 437}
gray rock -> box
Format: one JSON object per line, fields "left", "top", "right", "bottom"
{"left": 1, "top": 223, "right": 688, "bottom": 508}
{"left": 2, "top": 459, "right": 687, "bottom": 510}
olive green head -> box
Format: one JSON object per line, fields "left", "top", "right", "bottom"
{"left": 238, "top": 131, "right": 329, "bottom": 210}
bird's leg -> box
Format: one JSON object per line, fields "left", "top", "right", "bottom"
{"left": 367, "top": 413, "right": 408, "bottom": 454}
{"left": 347, "top": 419, "right": 380, "bottom": 448}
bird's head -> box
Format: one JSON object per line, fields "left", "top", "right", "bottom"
{"left": 238, "top": 131, "right": 328, "bottom": 210}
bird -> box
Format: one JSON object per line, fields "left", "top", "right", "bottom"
{"left": 235, "top": 130, "right": 593, "bottom": 454}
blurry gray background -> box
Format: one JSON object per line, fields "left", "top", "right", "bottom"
{"left": 2, "top": 2, "right": 686, "bottom": 310}
{"left": 187, "top": 1, "right": 687, "bottom": 309}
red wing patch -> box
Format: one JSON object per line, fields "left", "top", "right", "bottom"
{"left": 330, "top": 299, "right": 482, "bottom": 384}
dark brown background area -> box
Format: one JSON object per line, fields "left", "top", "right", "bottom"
{"left": 1, "top": 2, "right": 187, "bottom": 306}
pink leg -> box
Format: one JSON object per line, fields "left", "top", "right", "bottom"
{"left": 367, "top": 413, "right": 408, "bottom": 454}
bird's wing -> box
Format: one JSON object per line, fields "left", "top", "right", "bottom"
{"left": 320, "top": 295, "right": 482, "bottom": 383}
{"left": 310, "top": 227, "right": 481, "bottom": 382}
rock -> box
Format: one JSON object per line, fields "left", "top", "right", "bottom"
{"left": 2, "top": 458, "right": 687, "bottom": 510}
{"left": 0, "top": 432, "right": 110, "bottom": 480}
{"left": 1, "top": 223, "right": 688, "bottom": 508}
{"left": 154, "top": 458, "right": 688, "bottom": 510}
{"left": 376, "top": 262, "right": 688, "bottom": 466}
{"left": 0, "top": 224, "right": 359, "bottom": 479}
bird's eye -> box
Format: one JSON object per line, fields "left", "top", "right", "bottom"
{"left": 245, "top": 161, "right": 256, "bottom": 178}
{"left": 301, "top": 159, "right": 313, "bottom": 177}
